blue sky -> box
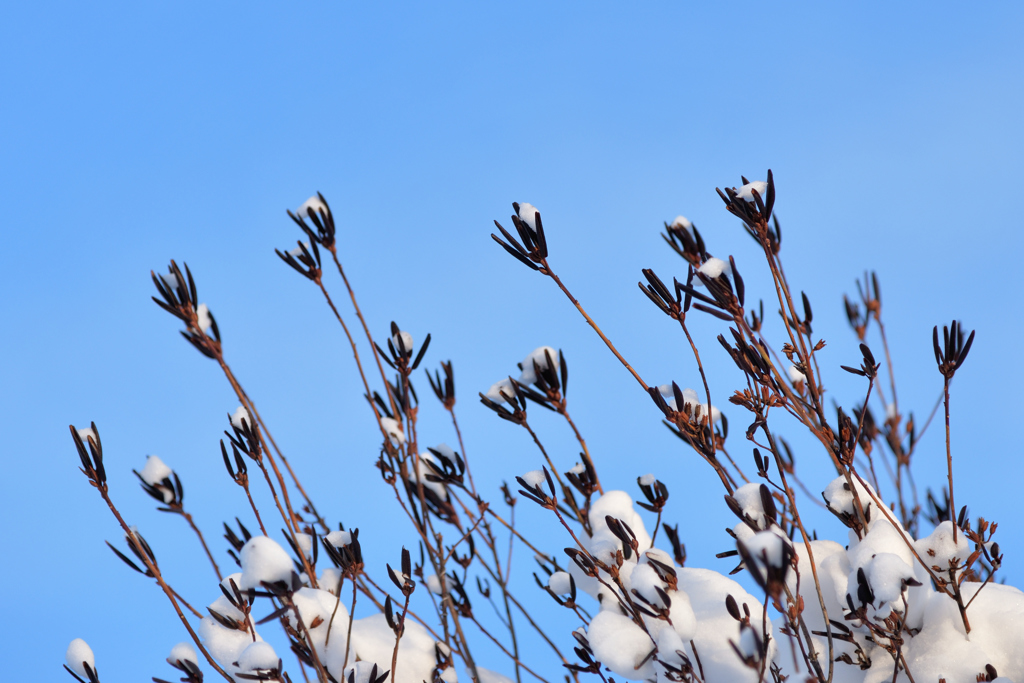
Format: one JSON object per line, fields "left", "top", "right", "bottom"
{"left": 2, "top": 3, "right": 1023, "bottom": 681}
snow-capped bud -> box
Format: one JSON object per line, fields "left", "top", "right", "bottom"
{"left": 65, "top": 638, "right": 95, "bottom": 679}
{"left": 735, "top": 181, "right": 768, "bottom": 202}
{"left": 166, "top": 642, "right": 198, "bottom": 669}
{"left": 517, "top": 203, "right": 540, "bottom": 232}
{"left": 231, "top": 406, "right": 252, "bottom": 431}
{"left": 298, "top": 195, "right": 328, "bottom": 220}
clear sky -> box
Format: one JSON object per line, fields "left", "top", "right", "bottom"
{"left": 2, "top": 3, "right": 1023, "bottom": 681}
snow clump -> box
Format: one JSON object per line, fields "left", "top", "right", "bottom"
{"left": 166, "top": 642, "right": 197, "bottom": 667}
{"left": 139, "top": 454, "right": 172, "bottom": 487}
{"left": 518, "top": 346, "right": 556, "bottom": 385}
{"left": 735, "top": 180, "right": 768, "bottom": 202}
{"left": 392, "top": 330, "right": 413, "bottom": 355}
{"left": 239, "top": 536, "right": 295, "bottom": 590}
{"left": 485, "top": 377, "right": 516, "bottom": 404}
{"left": 520, "top": 469, "right": 547, "bottom": 491}
{"left": 517, "top": 203, "right": 540, "bottom": 232}
{"left": 65, "top": 638, "right": 95, "bottom": 678}
{"left": 230, "top": 406, "right": 252, "bottom": 431}
{"left": 196, "top": 303, "right": 212, "bottom": 334}
{"left": 657, "top": 384, "right": 721, "bottom": 424}
{"left": 379, "top": 416, "right": 405, "bottom": 445}
{"left": 548, "top": 571, "right": 572, "bottom": 595}
{"left": 697, "top": 256, "right": 732, "bottom": 283}
{"left": 237, "top": 641, "right": 279, "bottom": 673}
{"left": 298, "top": 195, "right": 328, "bottom": 219}
{"left": 670, "top": 215, "right": 693, "bottom": 235}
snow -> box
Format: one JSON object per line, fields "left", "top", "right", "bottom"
{"left": 823, "top": 475, "right": 876, "bottom": 519}
{"left": 737, "top": 624, "right": 760, "bottom": 659}
{"left": 237, "top": 641, "right": 278, "bottom": 672}
{"left": 630, "top": 562, "right": 666, "bottom": 606}
{"left": 208, "top": 593, "right": 246, "bottom": 624}
{"left": 548, "top": 571, "right": 572, "bottom": 595}
{"left": 410, "top": 451, "right": 447, "bottom": 499}
{"left": 731, "top": 482, "right": 769, "bottom": 529}
{"left": 392, "top": 330, "right": 413, "bottom": 355}
{"left": 196, "top": 303, "right": 212, "bottom": 333}
{"left": 857, "top": 552, "right": 915, "bottom": 619}
{"left": 350, "top": 612, "right": 436, "bottom": 683}
{"left": 287, "top": 243, "right": 308, "bottom": 258}
{"left": 440, "top": 667, "right": 458, "bottom": 683}
{"left": 230, "top": 406, "right": 251, "bottom": 431}
{"left": 788, "top": 364, "right": 806, "bottom": 384}
{"left": 697, "top": 256, "right": 732, "bottom": 283}
{"left": 735, "top": 180, "right": 768, "bottom": 202}
{"left": 670, "top": 215, "right": 693, "bottom": 234}
{"left": 325, "top": 530, "right": 352, "bottom": 548}
{"left": 77, "top": 427, "right": 97, "bottom": 445}
{"left": 589, "top": 491, "right": 653, "bottom": 555}
{"left": 520, "top": 469, "right": 547, "bottom": 490}
{"left": 161, "top": 272, "right": 180, "bottom": 291}
{"left": 65, "top": 638, "right": 95, "bottom": 678}
{"left": 379, "top": 416, "right": 405, "bottom": 445}
{"left": 426, "top": 573, "right": 444, "bottom": 594}
{"left": 586, "top": 609, "right": 657, "bottom": 680}
{"left": 639, "top": 473, "right": 656, "bottom": 487}
{"left": 475, "top": 667, "right": 515, "bottom": 683}
{"left": 320, "top": 567, "right": 343, "bottom": 594}
{"left": 568, "top": 462, "right": 586, "bottom": 475}
{"left": 914, "top": 521, "right": 970, "bottom": 576}
{"left": 198, "top": 616, "right": 263, "bottom": 680}
{"left": 518, "top": 345, "right": 556, "bottom": 385}
{"left": 139, "top": 454, "right": 173, "bottom": 490}
{"left": 678, "top": 567, "right": 774, "bottom": 682}
{"left": 298, "top": 195, "right": 328, "bottom": 219}
{"left": 166, "top": 642, "right": 197, "bottom": 667}
{"left": 295, "top": 532, "right": 313, "bottom": 559}
{"left": 286, "top": 587, "right": 351, "bottom": 678}
{"left": 345, "top": 661, "right": 388, "bottom": 683}
{"left": 485, "top": 377, "right": 516, "bottom": 404}
{"left": 517, "top": 203, "right": 539, "bottom": 232}
{"left": 238, "top": 536, "right": 295, "bottom": 589}
{"left": 741, "top": 528, "right": 791, "bottom": 571}
{"left": 657, "top": 384, "right": 721, "bottom": 424}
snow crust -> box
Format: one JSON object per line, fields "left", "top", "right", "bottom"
{"left": 65, "top": 638, "right": 95, "bottom": 677}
